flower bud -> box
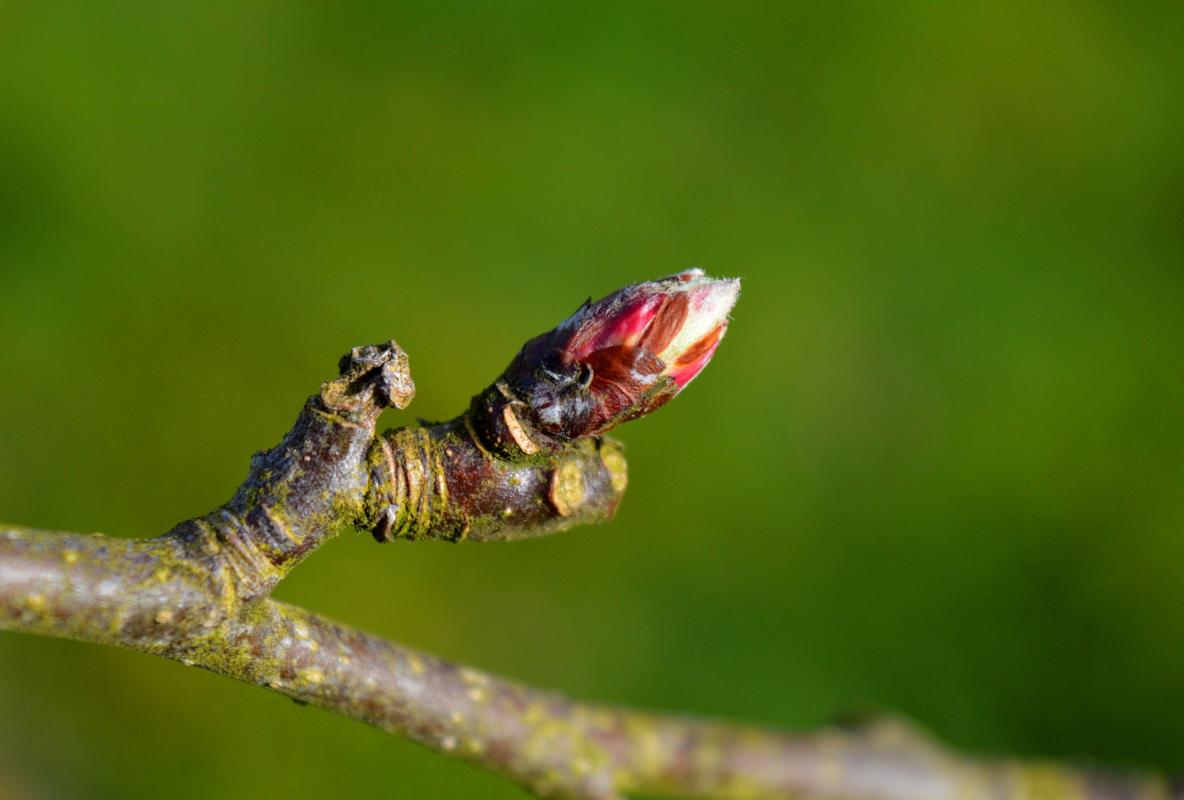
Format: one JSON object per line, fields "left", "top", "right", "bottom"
{"left": 473, "top": 270, "right": 739, "bottom": 453}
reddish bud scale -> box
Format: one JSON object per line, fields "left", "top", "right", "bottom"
{"left": 471, "top": 270, "right": 739, "bottom": 456}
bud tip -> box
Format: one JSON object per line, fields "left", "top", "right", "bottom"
{"left": 480, "top": 269, "right": 741, "bottom": 450}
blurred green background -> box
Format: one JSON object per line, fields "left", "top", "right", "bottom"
{"left": 1, "top": 2, "right": 1182, "bottom": 797}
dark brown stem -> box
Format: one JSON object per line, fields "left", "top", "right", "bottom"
{"left": 367, "top": 420, "right": 626, "bottom": 543}
{"left": 148, "top": 340, "right": 625, "bottom": 607}
{"left": 157, "top": 342, "right": 415, "bottom": 604}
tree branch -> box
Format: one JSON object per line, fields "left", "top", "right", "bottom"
{"left": 0, "top": 523, "right": 1171, "bottom": 800}
{"left": 0, "top": 272, "right": 1172, "bottom": 799}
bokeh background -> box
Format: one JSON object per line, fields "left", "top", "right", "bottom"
{"left": 2, "top": 2, "right": 1183, "bottom": 798}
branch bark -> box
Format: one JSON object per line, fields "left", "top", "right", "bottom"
{"left": 0, "top": 274, "right": 1174, "bottom": 800}
{"left": 0, "top": 522, "right": 1171, "bottom": 800}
